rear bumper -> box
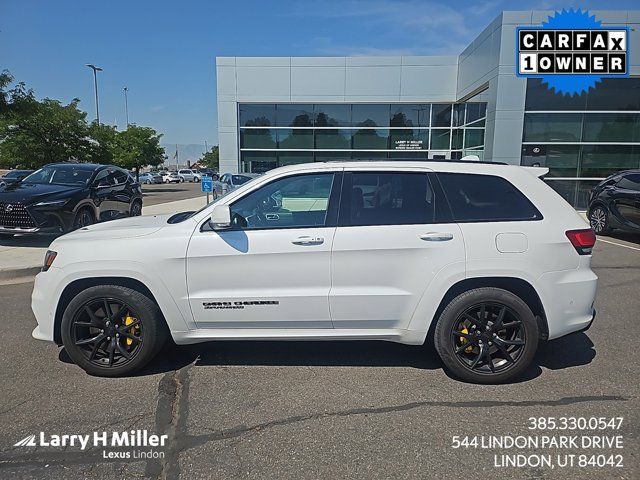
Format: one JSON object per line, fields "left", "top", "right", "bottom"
{"left": 538, "top": 264, "right": 598, "bottom": 340}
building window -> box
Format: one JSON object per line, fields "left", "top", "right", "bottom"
{"left": 522, "top": 78, "right": 640, "bottom": 208}
{"left": 239, "top": 102, "right": 486, "bottom": 172}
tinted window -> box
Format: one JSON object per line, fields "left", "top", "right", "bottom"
{"left": 113, "top": 170, "right": 129, "bottom": 185}
{"left": 438, "top": 173, "right": 541, "bottom": 222}
{"left": 617, "top": 174, "right": 640, "bottom": 192}
{"left": 340, "top": 172, "right": 439, "bottom": 226}
{"left": 230, "top": 173, "right": 335, "bottom": 230}
{"left": 239, "top": 104, "right": 275, "bottom": 126}
{"left": 232, "top": 175, "right": 253, "bottom": 186}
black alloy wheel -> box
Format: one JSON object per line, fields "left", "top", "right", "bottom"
{"left": 589, "top": 206, "right": 611, "bottom": 234}
{"left": 70, "top": 298, "right": 144, "bottom": 369}
{"left": 450, "top": 303, "right": 526, "bottom": 373}
{"left": 73, "top": 208, "right": 95, "bottom": 230}
{"left": 61, "top": 285, "right": 167, "bottom": 376}
{"left": 434, "top": 287, "right": 538, "bottom": 384}
{"left": 130, "top": 201, "right": 142, "bottom": 217}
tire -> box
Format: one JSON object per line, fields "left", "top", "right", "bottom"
{"left": 434, "top": 287, "right": 539, "bottom": 384}
{"left": 130, "top": 200, "right": 142, "bottom": 217}
{"left": 589, "top": 205, "right": 611, "bottom": 235}
{"left": 61, "top": 285, "right": 168, "bottom": 377}
{"left": 164, "top": 179, "right": 169, "bottom": 184}
{"left": 194, "top": 177, "right": 200, "bottom": 183}
{"left": 72, "top": 207, "right": 95, "bottom": 231}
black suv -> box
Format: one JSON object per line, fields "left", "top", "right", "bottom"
{"left": 588, "top": 170, "right": 640, "bottom": 234}
{"left": 0, "top": 163, "right": 143, "bottom": 237}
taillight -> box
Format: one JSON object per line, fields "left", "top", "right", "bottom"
{"left": 565, "top": 229, "right": 596, "bottom": 255}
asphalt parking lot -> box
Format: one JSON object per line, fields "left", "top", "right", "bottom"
{"left": 0, "top": 234, "right": 639, "bottom": 479}
{"left": 141, "top": 181, "right": 203, "bottom": 206}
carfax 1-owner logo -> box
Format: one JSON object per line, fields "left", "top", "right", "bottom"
{"left": 516, "top": 9, "right": 629, "bottom": 95}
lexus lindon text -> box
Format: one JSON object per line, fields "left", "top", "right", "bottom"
{"left": 31, "top": 161, "right": 597, "bottom": 383}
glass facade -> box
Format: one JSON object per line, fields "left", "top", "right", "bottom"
{"left": 522, "top": 78, "right": 640, "bottom": 208}
{"left": 239, "top": 103, "right": 487, "bottom": 173}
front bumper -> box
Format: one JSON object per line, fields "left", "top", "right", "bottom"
{"left": 31, "top": 267, "right": 64, "bottom": 343}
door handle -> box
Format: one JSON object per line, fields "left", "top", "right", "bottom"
{"left": 420, "top": 232, "right": 453, "bottom": 242}
{"left": 292, "top": 236, "right": 324, "bottom": 245}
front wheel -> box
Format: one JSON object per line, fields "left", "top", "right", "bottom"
{"left": 589, "top": 206, "right": 611, "bottom": 235}
{"left": 194, "top": 177, "right": 200, "bottom": 183}
{"left": 130, "top": 200, "right": 142, "bottom": 217}
{"left": 61, "top": 285, "right": 168, "bottom": 376}
{"left": 434, "top": 287, "right": 538, "bottom": 384}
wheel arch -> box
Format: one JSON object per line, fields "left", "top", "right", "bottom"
{"left": 53, "top": 276, "right": 163, "bottom": 344}
{"left": 425, "top": 277, "right": 548, "bottom": 347}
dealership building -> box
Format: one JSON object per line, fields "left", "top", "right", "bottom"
{"left": 215, "top": 10, "right": 640, "bottom": 208}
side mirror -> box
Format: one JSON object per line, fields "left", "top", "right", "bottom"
{"left": 210, "top": 204, "right": 232, "bottom": 230}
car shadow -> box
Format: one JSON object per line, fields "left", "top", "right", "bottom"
{"left": 58, "top": 332, "right": 596, "bottom": 382}
{"left": 0, "top": 233, "right": 59, "bottom": 248}
{"left": 599, "top": 231, "right": 640, "bottom": 246}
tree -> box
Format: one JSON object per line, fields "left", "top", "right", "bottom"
{"left": 112, "top": 124, "right": 166, "bottom": 175}
{"left": 85, "top": 121, "right": 118, "bottom": 165}
{"left": 0, "top": 95, "right": 91, "bottom": 169}
{"left": 200, "top": 145, "right": 219, "bottom": 171}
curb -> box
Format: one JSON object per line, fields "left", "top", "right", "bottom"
{"left": 0, "top": 266, "right": 42, "bottom": 281}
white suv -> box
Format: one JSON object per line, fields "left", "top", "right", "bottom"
{"left": 31, "top": 161, "right": 597, "bottom": 383}
{"left": 178, "top": 169, "right": 201, "bottom": 183}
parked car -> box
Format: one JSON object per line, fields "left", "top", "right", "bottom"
{"left": 198, "top": 168, "right": 219, "bottom": 181}
{"left": 31, "top": 161, "right": 597, "bottom": 383}
{"left": 160, "top": 171, "right": 181, "bottom": 184}
{"left": 0, "top": 163, "right": 142, "bottom": 237}
{"left": 138, "top": 172, "right": 163, "bottom": 185}
{"left": 0, "top": 169, "right": 34, "bottom": 188}
{"left": 588, "top": 169, "right": 640, "bottom": 234}
{"left": 178, "top": 169, "right": 201, "bottom": 183}
{"left": 213, "top": 173, "right": 260, "bottom": 198}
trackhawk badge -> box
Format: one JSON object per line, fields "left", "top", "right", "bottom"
{"left": 203, "top": 300, "right": 280, "bottom": 310}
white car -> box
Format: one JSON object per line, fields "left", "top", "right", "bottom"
{"left": 31, "top": 161, "right": 597, "bottom": 383}
{"left": 160, "top": 171, "right": 180, "bottom": 184}
{"left": 178, "top": 169, "right": 201, "bottom": 183}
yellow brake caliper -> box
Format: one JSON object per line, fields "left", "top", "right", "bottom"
{"left": 459, "top": 326, "right": 474, "bottom": 353}
{"left": 124, "top": 315, "right": 139, "bottom": 347}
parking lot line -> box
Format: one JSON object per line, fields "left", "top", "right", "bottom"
{"left": 597, "top": 238, "right": 640, "bottom": 251}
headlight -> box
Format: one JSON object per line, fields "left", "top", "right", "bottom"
{"left": 42, "top": 250, "right": 57, "bottom": 271}
{"left": 34, "top": 199, "right": 69, "bottom": 207}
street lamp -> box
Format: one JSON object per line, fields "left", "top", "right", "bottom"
{"left": 123, "top": 86, "right": 129, "bottom": 127}
{"left": 86, "top": 64, "right": 103, "bottom": 123}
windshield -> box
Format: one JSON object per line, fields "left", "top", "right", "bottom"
{"left": 23, "top": 166, "right": 94, "bottom": 186}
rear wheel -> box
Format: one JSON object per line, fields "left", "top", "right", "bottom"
{"left": 434, "top": 287, "right": 538, "bottom": 384}
{"left": 589, "top": 206, "right": 611, "bottom": 235}
{"left": 61, "top": 285, "right": 168, "bottom": 376}
{"left": 72, "top": 207, "right": 95, "bottom": 231}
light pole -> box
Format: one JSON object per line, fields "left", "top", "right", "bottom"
{"left": 86, "top": 64, "right": 103, "bottom": 123}
{"left": 123, "top": 86, "right": 129, "bottom": 127}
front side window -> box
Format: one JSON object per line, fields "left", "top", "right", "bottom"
{"left": 230, "top": 173, "right": 335, "bottom": 230}
{"left": 438, "top": 173, "right": 542, "bottom": 222}
{"left": 339, "top": 172, "right": 440, "bottom": 226}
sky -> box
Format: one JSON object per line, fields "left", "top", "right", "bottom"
{"left": 2, "top": 0, "right": 638, "bottom": 148}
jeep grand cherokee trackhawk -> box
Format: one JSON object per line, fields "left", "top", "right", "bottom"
{"left": 31, "top": 161, "right": 598, "bottom": 383}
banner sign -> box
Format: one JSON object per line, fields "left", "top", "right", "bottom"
{"left": 516, "top": 9, "right": 629, "bottom": 96}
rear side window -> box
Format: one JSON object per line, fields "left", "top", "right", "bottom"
{"left": 617, "top": 173, "right": 640, "bottom": 192}
{"left": 437, "top": 173, "right": 542, "bottom": 222}
{"left": 339, "top": 172, "right": 444, "bottom": 226}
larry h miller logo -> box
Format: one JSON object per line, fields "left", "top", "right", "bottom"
{"left": 13, "top": 430, "right": 168, "bottom": 460}
{"left": 516, "top": 9, "right": 629, "bottom": 95}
